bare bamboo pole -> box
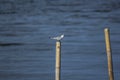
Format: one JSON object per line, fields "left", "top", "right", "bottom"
{"left": 55, "top": 41, "right": 61, "bottom": 80}
{"left": 104, "top": 28, "right": 114, "bottom": 80}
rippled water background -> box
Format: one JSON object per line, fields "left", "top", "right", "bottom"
{"left": 0, "top": 0, "right": 120, "bottom": 80}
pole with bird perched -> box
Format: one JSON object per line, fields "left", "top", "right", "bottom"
{"left": 50, "top": 34, "right": 64, "bottom": 80}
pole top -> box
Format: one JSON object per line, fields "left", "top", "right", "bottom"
{"left": 104, "top": 28, "right": 109, "bottom": 32}
{"left": 56, "top": 40, "right": 61, "bottom": 42}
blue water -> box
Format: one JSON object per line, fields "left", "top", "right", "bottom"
{"left": 0, "top": 0, "right": 120, "bottom": 80}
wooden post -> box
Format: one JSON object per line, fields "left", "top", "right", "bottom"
{"left": 104, "top": 28, "right": 114, "bottom": 80}
{"left": 56, "top": 41, "right": 61, "bottom": 80}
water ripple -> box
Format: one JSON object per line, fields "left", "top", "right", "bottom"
{"left": 0, "top": 43, "right": 24, "bottom": 47}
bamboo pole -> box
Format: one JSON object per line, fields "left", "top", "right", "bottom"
{"left": 56, "top": 41, "right": 61, "bottom": 80}
{"left": 104, "top": 28, "right": 114, "bottom": 80}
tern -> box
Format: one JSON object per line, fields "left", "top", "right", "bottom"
{"left": 50, "top": 34, "right": 64, "bottom": 41}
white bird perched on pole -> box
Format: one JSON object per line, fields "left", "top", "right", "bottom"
{"left": 50, "top": 34, "right": 64, "bottom": 41}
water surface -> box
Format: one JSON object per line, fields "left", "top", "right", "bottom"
{"left": 0, "top": 0, "right": 120, "bottom": 80}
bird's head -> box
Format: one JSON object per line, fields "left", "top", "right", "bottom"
{"left": 61, "top": 34, "right": 64, "bottom": 38}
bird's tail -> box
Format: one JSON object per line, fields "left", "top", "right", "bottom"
{"left": 49, "top": 37, "right": 54, "bottom": 40}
